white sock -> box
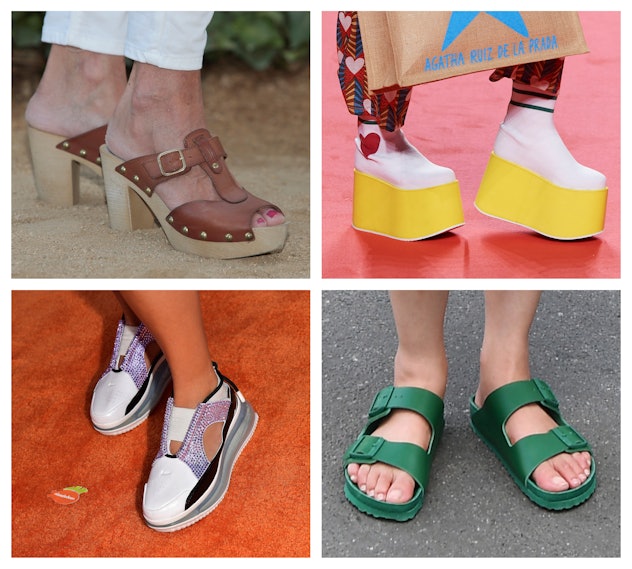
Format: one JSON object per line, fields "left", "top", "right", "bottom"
{"left": 493, "top": 84, "right": 606, "bottom": 190}
{"left": 355, "top": 121, "right": 456, "bottom": 189}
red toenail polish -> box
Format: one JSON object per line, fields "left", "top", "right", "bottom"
{"left": 266, "top": 210, "right": 278, "bottom": 218}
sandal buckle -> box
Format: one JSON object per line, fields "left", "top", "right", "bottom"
{"left": 532, "top": 379, "right": 559, "bottom": 407}
{"left": 347, "top": 435, "right": 383, "bottom": 459}
{"left": 553, "top": 425, "right": 587, "bottom": 450}
{"left": 157, "top": 149, "right": 186, "bottom": 176}
{"left": 368, "top": 386, "right": 394, "bottom": 417}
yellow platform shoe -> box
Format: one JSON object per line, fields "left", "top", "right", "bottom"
{"left": 475, "top": 153, "right": 608, "bottom": 240}
{"left": 352, "top": 170, "right": 464, "bottom": 240}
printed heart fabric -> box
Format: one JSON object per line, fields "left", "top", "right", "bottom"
{"left": 335, "top": 11, "right": 565, "bottom": 133}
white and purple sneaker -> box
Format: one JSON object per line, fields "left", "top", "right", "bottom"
{"left": 143, "top": 362, "right": 258, "bottom": 532}
{"left": 90, "top": 319, "right": 172, "bottom": 435}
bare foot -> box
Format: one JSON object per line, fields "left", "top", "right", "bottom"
{"left": 105, "top": 63, "right": 284, "bottom": 228}
{"left": 346, "top": 349, "right": 446, "bottom": 503}
{"left": 504, "top": 402, "right": 591, "bottom": 491}
{"left": 25, "top": 45, "right": 126, "bottom": 136}
{"left": 347, "top": 408, "right": 432, "bottom": 503}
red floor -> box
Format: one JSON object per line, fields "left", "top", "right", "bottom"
{"left": 321, "top": 11, "right": 620, "bottom": 279}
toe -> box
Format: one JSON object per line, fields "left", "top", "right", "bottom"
{"left": 252, "top": 213, "right": 268, "bottom": 227}
{"left": 386, "top": 470, "right": 416, "bottom": 504}
{"left": 532, "top": 459, "right": 570, "bottom": 492}
{"left": 575, "top": 451, "right": 592, "bottom": 476}
{"left": 532, "top": 451, "right": 592, "bottom": 492}
{"left": 347, "top": 463, "right": 359, "bottom": 484}
{"left": 251, "top": 207, "right": 285, "bottom": 228}
{"left": 365, "top": 463, "right": 383, "bottom": 497}
{"left": 356, "top": 463, "right": 371, "bottom": 492}
{"left": 373, "top": 468, "right": 395, "bottom": 501}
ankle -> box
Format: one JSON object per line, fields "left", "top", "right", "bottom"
{"left": 477, "top": 352, "right": 530, "bottom": 406}
{"left": 172, "top": 366, "right": 222, "bottom": 409}
{"left": 26, "top": 46, "right": 126, "bottom": 135}
{"left": 394, "top": 350, "right": 448, "bottom": 399}
{"left": 107, "top": 67, "right": 206, "bottom": 159}
{"left": 128, "top": 65, "right": 205, "bottom": 128}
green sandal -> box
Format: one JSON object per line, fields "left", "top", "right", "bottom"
{"left": 469, "top": 378, "right": 596, "bottom": 510}
{"left": 343, "top": 386, "right": 444, "bottom": 521}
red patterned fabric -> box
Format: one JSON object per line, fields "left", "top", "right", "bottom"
{"left": 337, "top": 11, "right": 566, "bottom": 131}
{"left": 489, "top": 58, "right": 565, "bottom": 94}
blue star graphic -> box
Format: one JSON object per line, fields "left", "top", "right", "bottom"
{"left": 442, "top": 12, "right": 529, "bottom": 51}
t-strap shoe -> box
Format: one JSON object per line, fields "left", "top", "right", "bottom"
{"left": 142, "top": 362, "right": 258, "bottom": 531}
{"left": 90, "top": 318, "right": 172, "bottom": 435}
{"left": 99, "top": 128, "right": 288, "bottom": 259}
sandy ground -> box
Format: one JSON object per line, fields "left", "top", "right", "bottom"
{"left": 11, "top": 60, "right": 310, "bottom": 279}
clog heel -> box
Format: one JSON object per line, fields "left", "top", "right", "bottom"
{"left": 99, "top": 145, "right": 157, "bottom": 232}
{"left": 475, "top": 152, "right": 608, "bottom": 240}
{"left": 27, "top": 124, "right": 106, "bottom": 206}
{"left": 353, "top": 170, "right": 464, "bottom": 240}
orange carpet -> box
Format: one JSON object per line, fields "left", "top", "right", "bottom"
{"left": 11, "top": 290, "right": 310, "bottom": 557}
{"left": 322, "top": 11, "right": 620, "bottom": 278}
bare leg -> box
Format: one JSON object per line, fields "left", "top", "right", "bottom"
{"left": 475, "top": 291, "right": 591, "bottom": 491}
{"left": 116, "top": 290, "right": 225, "bottom": 459}
{"left": 105, "top": 62, "right": 284, "bottom": 227}
{"left": 116, "top": 290, "right": 217, "bottom": 408}
{"left": 109, "top": 291, "right": 160, "bottom": 368}
{"left": 25, "top": 45, "right": 127, "bottom": 136}
{"left": 348, "top": 291, "right": 449, "bottom": 503}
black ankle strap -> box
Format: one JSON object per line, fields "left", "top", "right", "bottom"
{"left": 509, "top": 100, "right": 554, "bottom": 113}
{"left": 209, "top": 361, "right": 241, "bottom": 395}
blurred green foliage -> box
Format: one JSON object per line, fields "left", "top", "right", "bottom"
{"left": 12, "top": 11, "right": 310, "bottom": 70}
{"left": 207, "top": 12, "right": 309, "bottom": 70}
{"left": 11, "top": 12, "right": 45, "bottom": 49}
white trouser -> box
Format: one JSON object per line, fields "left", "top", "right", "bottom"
{"left": 42, "top": 11, "right": 214, "bottom": 70}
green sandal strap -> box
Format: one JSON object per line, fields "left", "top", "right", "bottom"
{"left": 510, "top": 425, "right": 591, "bottom": 483}
{"left": 345, "top": 435, "right": 433, "bottom": 489}
{"left": 472, "top": 379, "right": 562, "bottom": 430}
{"left": 344, "top": 386, "right": 445, "bottom": 492}
{"left": 471, "top": 379, "right": 593, "bottom": 486}
{"left": 367, "top": 386, "right": 444, "bottom": 435}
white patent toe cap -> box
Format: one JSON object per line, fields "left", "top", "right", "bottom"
{"left": 143, "top": 456, "right": 197, "bottom": 523}
{"left": 90, "top": 370, "right": 138, "bottom": 426}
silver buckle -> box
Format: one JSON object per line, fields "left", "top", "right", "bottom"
{"left": 157, "top": 149, "right": 186, "bottom": 176}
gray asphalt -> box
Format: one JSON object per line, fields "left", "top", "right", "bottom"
{"left": 322, "top": 290, "right": 620, "bottom": 557}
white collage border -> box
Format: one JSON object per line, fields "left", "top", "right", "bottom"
{"left": 4, "top": 0, "right": 628, "bottom": 565}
